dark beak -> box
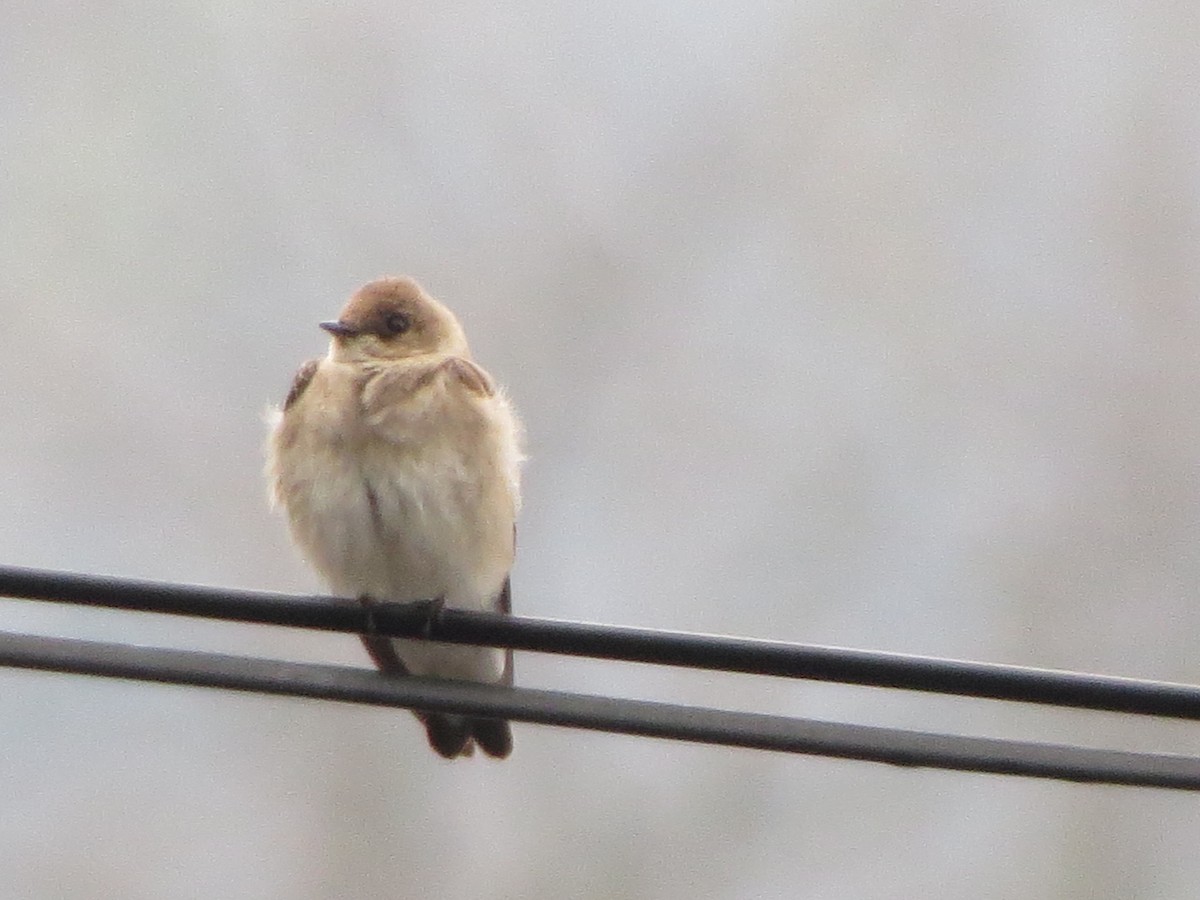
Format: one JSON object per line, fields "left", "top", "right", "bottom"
{"left": 319, "top": 320, "right": 359, "bottom": 337}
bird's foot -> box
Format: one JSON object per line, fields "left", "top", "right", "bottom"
{"left": 370, "top": 596, "right": 445, "bottom": 639}
{"left": 413, "top": 596, "right": 446, "bottom": 638}
{"left": 357, "top": 594, "right": 380, "bottom": 634}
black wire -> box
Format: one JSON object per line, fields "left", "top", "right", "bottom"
{"left": 1, "top": 563, "right": 1198, "bottom": 719}
{"left": 1, "top": 629, "right": 1198, "bottom": 790}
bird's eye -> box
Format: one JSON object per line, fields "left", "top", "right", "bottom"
{"left": 383, "top": 312, "right": 411, "bottom": 335}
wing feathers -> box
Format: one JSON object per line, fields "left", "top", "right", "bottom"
{"left": 283, "top": 359, "right": 320, "bottom": 411}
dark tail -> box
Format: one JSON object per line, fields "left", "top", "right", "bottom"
{"left": 359, "top": 595, "right": 513, "bottom": 760}
{"left": 423, "top": 713, "right": 512, "bottom": 759}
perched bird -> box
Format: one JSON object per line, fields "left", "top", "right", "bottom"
{"left": 266, "top": 276, "right": 522, "bottom": 759}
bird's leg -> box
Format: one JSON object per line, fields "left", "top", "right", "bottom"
{"left": 415, "top": 596, "right": 446, "bottom": 639}
{"left": 356, "top": 594, "right": 413, "bottom": 674}
{"left": 357, "top": 594, "right": 379, "bottom": 634}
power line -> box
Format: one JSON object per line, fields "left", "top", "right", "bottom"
{"left": 1, "top": 629, "right": 1198, "bottom": 790}
{"left": 1, "top": 563, "right": 1198, "bottom": 719}
{"left": 3, "top": 564, "right": 1200, "bottom": 789}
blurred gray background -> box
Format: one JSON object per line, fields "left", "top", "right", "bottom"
{"left": 2, "top": 2, "right": 1199, "bottom": 898}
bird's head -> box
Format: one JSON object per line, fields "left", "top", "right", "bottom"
{"left": 321, "top": 277, "right": 468, "bottom": 363}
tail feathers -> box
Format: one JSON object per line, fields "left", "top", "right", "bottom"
{"left": 469, "top": 717, "right": 513, "bottom": 759}
{"left": 358, "top": 598, "right": 513, "bottom": 760}
{"left": 422, "top": 712, "right": 474, "bottom": 758}
{"left": 422, "top": 713, "right": 512, "bottom": 760}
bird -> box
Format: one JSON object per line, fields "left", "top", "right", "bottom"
{"left": 266, "top": 276, "right": 522, "bottom": 759}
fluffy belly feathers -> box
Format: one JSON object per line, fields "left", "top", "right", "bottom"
{"left": 273, "top": 422, "right": 514, "bottom": 681}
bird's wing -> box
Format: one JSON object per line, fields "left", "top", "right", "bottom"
{"left": 497, "top": 574, "right": 514, "bottom": 686}
{"left": 282, "top": 358, "right": 320, "bottom": 411}
{"left": 439, "top": 356, "right": 495, "bottom": 397}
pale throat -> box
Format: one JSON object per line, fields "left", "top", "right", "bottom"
{"left": 325, "top": 335, "right": 469, "bottom": 366}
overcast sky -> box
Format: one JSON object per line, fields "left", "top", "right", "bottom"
{"left": 2, "top": 3, "right": 1199, "bottom": 898}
